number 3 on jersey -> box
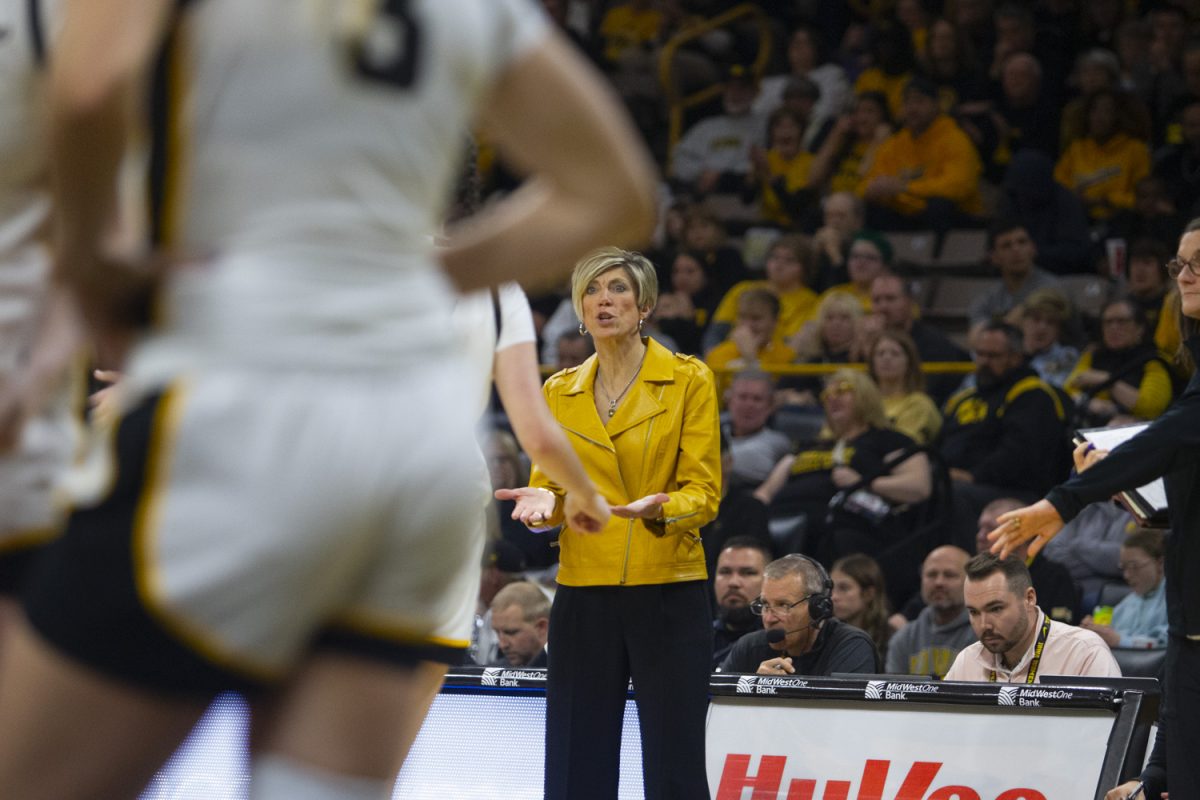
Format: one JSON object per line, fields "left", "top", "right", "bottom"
{"left": 353, "top": 0, "right": 422, "bottom": 90}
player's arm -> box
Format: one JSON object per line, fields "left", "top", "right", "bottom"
{"left": 441, "top": 31, "right": 657, "bottom": 293}
{"left": 47, "top": 0, "right": 173, "bottom": 339}
{"left": 493, "top": 341, "right": 609, "bottom": 533}
{"left": 0, "top": 285, "right": 85, "bottom": 452}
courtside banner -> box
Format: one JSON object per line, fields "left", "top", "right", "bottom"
{"left": 706, "top": 680, "right": 1116, "bottom": 800}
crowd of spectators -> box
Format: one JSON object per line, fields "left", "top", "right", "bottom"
{"left": 474, "top": 0, "right": 1190, "bottom": 688}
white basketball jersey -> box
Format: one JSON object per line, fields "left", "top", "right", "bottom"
{"left": 129, "top": 0, "right": 549, "bottom": 381}
{"left": 0, "top": 0, "right": 57, "bottom": 377}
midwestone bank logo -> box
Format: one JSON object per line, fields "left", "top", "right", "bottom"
{"left": 736, "top": 675, "right": 810, "bottom": 695}
{"left": 866, "top": 680, "right": 940, "bottom": 701}
{"left": 480, "top": 667, "right": 545, "bottom": 687}
{"left": 998, "top": 686, "right": 1074, "bottom": 707}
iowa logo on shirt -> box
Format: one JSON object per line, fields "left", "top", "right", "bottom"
{"left": 789, "top": 447, "right": 854, "bottom": 475}
{"left": 952, "top": 396, "right": 988, "bottom": 425}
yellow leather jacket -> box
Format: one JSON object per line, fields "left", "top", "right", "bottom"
{"left": 530, "top": 338, "right": 721, "bottom": 586}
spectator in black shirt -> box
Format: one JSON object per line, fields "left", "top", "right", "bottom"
{"left": 755, "top": 369, "right": 931, "bottom": 565}
{"left": 996, "top": 149, "right": 1092, "bottom": 275}
{"left": 1152, "top": 97, "right": 1200, "bottom": 219}
{"left": 939, "top": 321, "right": 1071, "bottom": 548}
{"left": 718, "top": 554, "right": 877, "bottom": 675}
{"left": 711, "top": 537, "right": 771, "bottom": 669}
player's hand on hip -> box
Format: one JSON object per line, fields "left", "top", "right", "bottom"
{"left": 563, "top": 490, "right": 610, "bottom": 533}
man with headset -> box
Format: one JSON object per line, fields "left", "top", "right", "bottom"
{"left": 717, "top": 555, "right": 878, "bottom": 675}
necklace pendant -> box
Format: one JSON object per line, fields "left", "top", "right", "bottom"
{"left": 608, "top": 402, "right": 616, "bottom": 417}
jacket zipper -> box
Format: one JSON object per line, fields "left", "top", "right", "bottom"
{"left": 622, "top": 402, "right": 662, "bottom": 584}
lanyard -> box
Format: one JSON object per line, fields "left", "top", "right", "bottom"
{"left": 988, "top": 615, "right": 1051, "bottom": 684}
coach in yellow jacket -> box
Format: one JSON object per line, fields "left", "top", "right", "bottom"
{"left": 499, "top": 247, "right": 720, "bottom": 800}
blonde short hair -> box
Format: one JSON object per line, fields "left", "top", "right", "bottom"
{"left": 817, "top": 289, "right": 864, "bottom": 326}
{"left": 570, "top": 247, "right": 659, "bottom": 323}
{"left": 825, "top": 368, "right": 889, "bottom": 430}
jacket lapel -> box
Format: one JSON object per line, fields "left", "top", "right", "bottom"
{"left": 605, "top": 339, "right": 673, "bottom": 438}
{"left": 558, "top": 356, "right": 615, "bottom": 452}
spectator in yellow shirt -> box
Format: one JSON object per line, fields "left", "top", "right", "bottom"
{"left": 706, "top": 235, "right": 819, "bottom": 351}
{"left": 1054, "top": 89, "right": 1151, "bottom": 222}
{"left": 860, "top": 76, "right": 983, "bottom": 233}
{"left": 748, "top": 107, "right": 818, "bottom": 229}
{"left": 1065, "top": 297, "right": 1174, "bottom": 425}
{"left": 707, "top": 289, "right": 798, "bottom": 396}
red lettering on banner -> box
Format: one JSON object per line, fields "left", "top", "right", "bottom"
{"left": 786, "top": 778, "right": 816, "bottom": 800}
{"left": 927, "top": 786, "right": 981, "bottom": 800}
{"left": 715, "top": 755, "right": 1043, "bottom": 800}
{"left": 893, "top": 761, "right": 943, "bottom": 800}
{"left": 855, "top": 759, "right": 890, "bottom": 799}
{"left": 716, "top": 754, "right": 786, "bottom": 800}
{"left": 824, "top": 780, "right": 852, "bottom": 800}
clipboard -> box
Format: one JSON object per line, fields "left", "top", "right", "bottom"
{"left": 1073, "top": 424, "right": 1170, "bottom": 528}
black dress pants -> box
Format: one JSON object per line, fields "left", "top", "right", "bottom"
{"left": 1164, "top": 635, "right": 1200, "bottom": 800}
{"left": 544, "top": 581, "right": 713, "bottom": 800}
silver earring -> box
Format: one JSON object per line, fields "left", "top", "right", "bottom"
{"left": 579, "top": 323, "right": 588, "bottom": 336}
{"left": 638, "top": 318, "right": 645, "bottom": 333}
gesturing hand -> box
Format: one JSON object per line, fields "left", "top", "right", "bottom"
{"left": 611, "top": 493, "right": 671, "bottom": 520}
{"left": 495, "top": 486, "right": 557, "bottom": 528}
{"left": 989, "top": 499, "right": 1065, "bottom": 560}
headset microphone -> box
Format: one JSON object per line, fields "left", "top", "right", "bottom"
{"left": 765, "top": 622, "right": 817, "bottom": 645}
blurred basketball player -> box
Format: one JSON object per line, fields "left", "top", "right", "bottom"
{"left": 0, "top": 0, "right": 84, "bottom": 655}
{"left": 0, "top": 2, "right": 655, "bottom": 799}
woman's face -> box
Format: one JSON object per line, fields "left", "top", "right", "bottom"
{"left": 822, "top": 378, "right": 858, "bottom": 432}
{"left": 871, "top": 337, "right": 909, "bottom": 385}
{"left": 1100, "top": 302, "right": 1143, "bottom": 350}
{"left": 581, "top": 266, "right": 644, "bottom": 342}
{"left": 671, "top": 254, "right": 706, "bottom": 295}
{"left": 1175, "top": 231, "right": 1200, "bottom": 319}
{"left": 831, "top": 569, "right": 868, "bottom": 622}
{"left": 1119, "top": 546, "right": 1163, "bottom": 597}
{"left": 1020, "top": 312, "right": 1060, "bottom": 353}
{"left": 822, "top": 309, "right": 857, "bottom": 350}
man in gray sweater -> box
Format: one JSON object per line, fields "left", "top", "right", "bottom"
{"left": 886, "top": 546, "right": 976, "bottom": 678}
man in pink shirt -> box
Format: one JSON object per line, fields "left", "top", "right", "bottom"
{"left": 944, "top": 553, "right": 1121, "bottom": 682}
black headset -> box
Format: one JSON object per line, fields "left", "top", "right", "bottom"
{"left": 788, "top": 553, "right": 834, "bottom": 623}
